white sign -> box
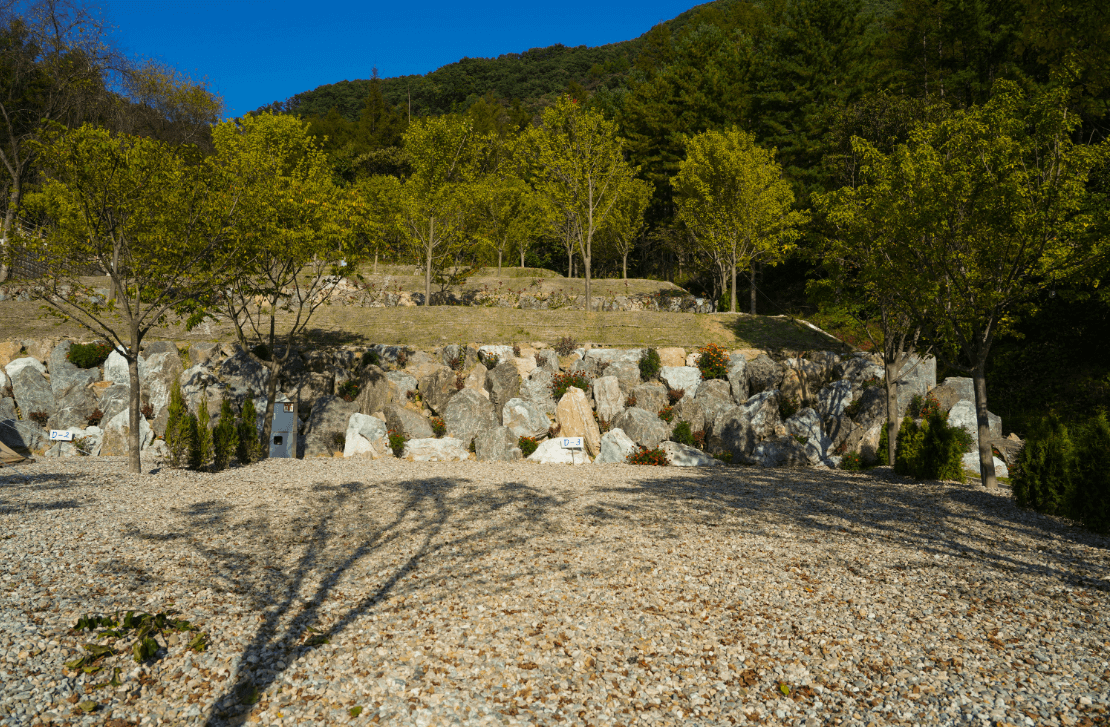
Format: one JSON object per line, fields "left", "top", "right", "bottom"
{"left": 560, "top": 437, "right": 584, "bottom": 450}
{"left": 49, "top": 430, "right": 74, "bottom": 441}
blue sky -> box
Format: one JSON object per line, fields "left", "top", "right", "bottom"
{"left": 101, "top": 1, "right": 705, "bottom": 118}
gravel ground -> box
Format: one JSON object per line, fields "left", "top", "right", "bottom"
{"left": 1, "top": 457, "right": 1108, "bottom": 727}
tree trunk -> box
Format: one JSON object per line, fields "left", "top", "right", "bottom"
{"left": 260, "top": 357, "right": 282, "bottom": 458}
{"left": 973, "top": 366, "right": 997, "bottom": 489}
{"left": 584, "top": 250, "right": 592, "bottom": 312}
{"left": 568, "top": 248, "right": 573, "bottom": 278}
{"left": 424, "top": 221, "right": 433, "bottom": 307}
{"left": 127, "top": 324, "right": 142, "bottom": 474}
{"left": 750, "top": 261, "right": 757, "bottom": 315}
{"left": 622, "top": 252, "right": 628, "bottom": 279}
{"left": 0, "top": 179, "right": 21, "bottom": 284}
{"left": 730, "top": 255, "right": 738, "bottom": 313}
{"left": 497, "top": 249, "right": 502, "bottom": 277}
{"left": 884, "top": 358, "right": 900, "bottom": 466}
{"left": 520, "top": 247, "right": 525, "bottom": 267}
{"left": 373, "top": 251, "right": 378, "bottom": 276}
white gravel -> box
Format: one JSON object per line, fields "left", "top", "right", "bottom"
{"left": 1, "top": 457, "right": 1108, "bottom": 727}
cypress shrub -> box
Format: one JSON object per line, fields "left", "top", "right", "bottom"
{"left": 639, "top": 348, "right": 661, "bottom": 380}
{"left": 236, "top": 397, "right": 261, "bottom": 465}
{"left": 1073, "top": 414, "right": 1110, "bottom": 534}
{"left": 184, "top": 412, "right": 202, "bottom": 470}
{"left": 894, "top": 412, "right": 965, "bottom": 482}
{"left": 191, "top": 398, "right": 213, "bottom": 470}
{"left": 212, "top": 399, "right": 239, "bottom": 472}
{"left": 164, "top": 380, "right": 190, "bottom": 469}
{"left": 1012, "top": 416, "right": 1076, "bottom": 517}
{"left": 671, "top": 420, "right": 695, "bottom": 447}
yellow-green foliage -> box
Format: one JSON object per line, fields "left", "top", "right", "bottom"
{"left": 893, "top": 412, "right": 965, "bottom": 482}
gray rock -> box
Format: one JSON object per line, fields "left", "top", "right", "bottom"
{"left": 44, "top": 442, "right": 80, "bottom": 458}
{"left": 0, "top": 368, "right": 7, "bottom": 394}
{"left": 302, "top": 395, "right": 358, "bottom": 457}
{"left": 574, "top": 348, "right": 642, "bottom": 379}
{"left": 851, "top": 386, "right": 887, "bottom": 425}
{"left": 384, "top": 405, "right": 434, "bottom": 440}
{"left": 535, "top": 349, "right": 560, "bottom": 373}
{"left": 785, "top": 407, "right": 833, "bottom": 464}
{"left": 628, "top": 381, "right": 667, "bottom": 415}
{"left": 0, "top": 397, "right": 16, "bottom": 421}
{"left": 604, "top": 361, "right": 642, "bottom": 393}
{"left": 527, "top": 437, "right": 590, "bottom": 465}
{"left": 673, "top": 397, "right": 705, "bottom": 432}
{"left": 824, "top": 414, "right": 855, "bottom": 452}
{"left": 744, "top": 390, "right": 781, "bottom": 440}
{"left": 48, "top": 383, "right": 98, "bottom": 431}
{"left": 817, "top": 380, "right": 853, "bottom": 421}
{"left": 343, "top": 413, "right": 392, "bottom": 459}
{"left": 948, "top": 400, "right": 1002, "bottom": 445}
{"left": 217, "top": 348, "right": 271, "bottom": 401}
{"left": 592, "top": 376, "right": 624, "bottom": 424}
{"left": 74, "top": 425, "right": 103, "bottom": 456}
{"left": 141, "top": 341, "right": 179, "bottom": 359}
{"left": 752, "top": 437, "right": 810, "bottom": 467}
{"left": 403, "top": 437, "right": 469, "bottom": 462}
{"left": 4, "top": 356, "right": 46, "bottom": 380}
{"left": 746, "top": 354, "right": 780, "bottom": 394}
{"left": 521, "top": 368, "right": 556, "bottom": 416}
{"left": 385, "top": 371, "right": 418, "bottom": 402}
{"left": 891, "top": 354, "right": 937, "bottom": 420}
{"left": 0, "top": 419, "right": 46, "bottom": 453}
{"left": 485, "top": 361, "right": 522, "bottom": 423}
{"left": 357, "top": 365, "right": 398, "bottom": 416}
{"left": 659, "top": 366, "right": 701, "bottom": 398}
{"left": 662, "top": 441, "right": 723, "bottom": 467}
{"left": 610, "top": 407, "right": 670, "bottom": 449}
{"left": 289, "top": 371, "right": 332, "bottom": 420}
{"left": 96, "top": 383, "right": 131, "bottom": 426}
{"left": 727, "top": 354, "right": 748, "bottom": 403}
{"left": 475, "top": 426, "right": 523, "bottom": 462}
{"left": 713, "top": 407, "right": 756, "bottom": 461}
{"left": 141, "top": 438, "right": 170, "bottom": 465}
{"left": 103, "top": 350, "right": 130, "bottom": 385}
{"left": 100, "top": 408, "right": 154, "bottom": 456}
{"left": 418, "top": 367, "right": 459, "bottom": 415}
{"left": 187, "top": 342, "right": 220, "bottom": 367}
{"left": 594, "top": 428, "right": 636, "bottom": 464}
{"left": 49, "top": 358, "right": 98, "bottom": 401}
{"left": 839, "top": 354, "right": 884, "bottom": 385}
{"left": 140, "top": 351, "right": 183, "bottom": 433}
{"left": 442, "top": 389, "right": 498, "bottom": 446}
{"left": 693, "top": 380, "right": 733, "bottom": 433}
{"left": 10, "top": 366, "right": 54, "bottom": 422}
{"left": 502, "top": 398, "right": 549, "bottom": 439}
{"left": 931, "top": 376, "right": 974, "bottom": 412}
{"left": 962, "top": 452, "right": 1009, "bottom": 479}
{"left": 846, "top": 419, "right": 886, "bottom": 464}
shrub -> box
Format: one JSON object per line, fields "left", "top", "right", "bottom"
{"left": 362, "top": 350, "right": 381, "bottom": 368}
{"left": 627, "top": 446, "right": 668, "bottom": 466}
{"left": 778, "top": 396, "right": 799, "bottom": 422}
{"left": 236, "top": 397, "right": 261, "bottom": 465}
{"left": 554, "top": 336, "right": 578, "bottom": 357}
{"left": 844, "top": 398, "right": 863, "bottom": 419}
{"left": 1072, "top": 414, "right": 1110, "bottom": 534}
{"left": 448, "top": 351, "right": 466, "bottom": 371}
{"left": 211, "top": 400, "right": 238, "bottom": 472}
{"left": 877, "top": 422, "right": 891, "bottom": 465}
{"left": 893, "top": 411, "right": 965, "bottom": 482}
{"left": 551, "top": 372, "right": 590, "bottom": 400}
{"left": 519, "top": 436, "right": 539, "bottom": 457}
{"left": 1012, "top": 416, "right": 1076, "bottom": 518}
{"left": 693, "top": 429, "right": 707, "bottom": 450}
{"left": 164, "top": 381, "right": 189, "bottom": 468}
{"left": 480, "top": 352, "right": 500, "bottom": 369}
{"left": 141, "top": 403, "right": 154, "bottom": 420}
{"left": 696, "top": 343, "right": 729, "bottom": 380}
{"left": 330, "top": 431, "right": 346, "bottom": 451}
{"left": 396, "top": 349, "right": 409, "bottom": 368}
{"left": 28, "top": 411, "right": 49, "bottom": 427}
{"left": 252, "top": 344, "right": 271, "bottom": 361}
{"left": 908, "top": 393, "right": 941, "bottom": 419}
{"left": 86, "top": 409, "right": 103, "bottom": 427}
{"left": 861, "top": 376, "right": 882, "bottom": 389}
{"left": 512, "top": 344, "right": 522, "bottom": 358}
{"left": 639, "top": 348, "right": 661, "bottom": 380}
{"left": 455, "top": 372, "right": 465, "bottom": 390}
{"left": 388, "top": 429, "right": 407, "bottom": 457}
{"left": 667, "top": 388, "right": 684, "bottom": 405}
{"left": 658, "top": 406, "right": 675, "bottom": 424}
{"left": 67, "top": 342, "right": 112, "bottom": 369}
{"left": 430, "top": 417, "right": 446, "bottom": 438}
{"left": 625, "top": 393, "right": 638, "bottom": 408}
{"left": 840, "top": 451, "right": 864, "bottom": 471}
{"left": 671, "top": 420, "right": 695, "bottom": 447}
{"left": 715, "top": 451, "right": 733, "bottom": 465}
{"left": 337, "top": 380, "right": 360, "bottom": 402}
{"left": 190, "top": 399, "right": 213, "bottom": 470}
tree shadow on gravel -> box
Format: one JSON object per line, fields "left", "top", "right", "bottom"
{"left": 0, "top": 469, "right": 90, "bottom": 514}
{"left": 119, "top": 473, "right": 562, "bottom": 727}
{"left": 603, "top": 466, "right": 1110, "bottom": 595}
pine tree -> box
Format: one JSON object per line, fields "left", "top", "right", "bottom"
{"left": 164, "top": 379, "right": 189, "bottom": 469}
{"left": 212, "top": 399, "right": 239, "bottom": 472}
{"left": 237, "top": 397, "right": 261, "bottom": 465}
{"left": 192, "top": 398, "right": 213, "bottom": 471}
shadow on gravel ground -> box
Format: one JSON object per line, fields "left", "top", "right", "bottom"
{"left": 0, "top": 469, "right": 87, "bottom": 514}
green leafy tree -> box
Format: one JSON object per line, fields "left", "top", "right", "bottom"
{"left": 211, "top": 112, "right": 357, "bottom": 453}
{"left": 672, "top": 127, "right": 806, "bottom": 313}
{"left": 603, "top": 176, "right": 653, "bottom": 278}
{"left": 26, "top": 124, "right": 242, "bottom": 473}
{"left": 522, "top": 95, "right": 636, "bottom": 310}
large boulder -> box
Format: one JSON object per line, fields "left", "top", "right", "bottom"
{"left": 485, "top": 361, "right": 522, "bottom": 423}
{"left": 217, "top": 349, "right": 271, "bottom": 401}
{"left": 475, "top": 426, "right": 523, "bottom": 462}
{"left": 96, "top": 383, "right": 132, "bottom": 426}
{"left": 850, "top": 386, "right": 887, "bottom": 425}
{"left": 785, "top": 407, "right": 833, "bottom": 464}
{"left": 403, "top": 437, "right": 469, "bottom": 462}
{"left": 610, "top": 407, "right": 670, "bottom": 449}
{"left": 712, "top": 407, "right": 756, "bottom": 461}
{"left": 303, "top": 395, "right": 358, "bottom": 457}
{"left": 343, "top": 413, "right": 392, "bottom": 459}
{"left": 384, "top": 405, "right": 434, "bottom": 440}
{"left": 0, "top": 397, "right": 16, "bottom": 421}
{"left": 357, "top": 365, "right": 398, "bottom": 416}
{"left": 659, "top": 367, "right": 701, "bottom": 398}
{"left": 947, "top": 400, "right": 1003, "bottom": 444}
{"left": 751, "top": 437, "right": 810, "bottom": 468}
{"left": 673, "top": 397, "right": 705, "bottom": 432}
{"left": 535, "top": 349, "right": 560, "bottom": 373}
{"left": 656, "top": 347, "right": 686, "bottom": 368}
{"left": 817, "top": 380, "right": 853, "bottom": 421}
{"left": 576, "top": 348, "right": 642, "bottom": 379}
{"left": 403, "top": 350, "right": 443, "bottom": 381}
{"left": 521, "top": 368, "right": 557, "bottom": 416}
{"left": 462, "top": 363, "right": 488, "bottom": 395}
{"left": 779, "top": 358, "right": 827, "bottom": 405}
{"left": 99, "top": 408, "right": 154, "bottom": 456}
{"left": 442, "top": 389, "right": 498, "bottom": 446}
{"left": 5, "top": 356, "right": 46, "bottom": 381}
{"left": 628, "top": 382, "right": 667, "bottom": 415}
{"left": 418, "top": 367, "right": 459, "bottom": 415}
{"left": 745, "top": 354, "right": 780, "bottom": 394}
{"left": 187, "top": 342, "right": 220, "bottom": 367}
{"left": 555, "top": 386, "right": 601, "bottom": 456}
{"left": 839, "top": 354, "right": 884, "bottom": 385}
{"left": 891, "top": 355, "right": 937, "bottom": 421}
{"left": 141, "top": 351, "right": 183, "bottom": 433}
{"left": 662, "top": 441, "right": 723, "bottom": 467}
{"left": 744, "top": 390, "right": 781, "bottom": 440}
{"left": 727, "top": 354, "right": 748, "bottom": 403}
{"left": 288, "top": 371, "right": 332, "bottom": 419}
{"left": 527, "top": 437, "right": 590, "bottom": 465}
{"left": 10, "top": 366, "right": 55, "bottom": 422}
{"left": 931, "top": 377, "right": 974, "bottom": 412}
{"left": 48, "top": 383, "right": 98, "bottom": 432}
{"left": 604, "top": 361, "right": 642, "bottom": 393}
{"left": 0, "top": 341, "right": 21, "bottom": 369}
{"left": 0, "top": 418, "right": 47, "bottom": 453}
{"left": 962, "top": 452, "right": 1009, "bottom": 479}
{"left": 103, "top": 350, "right": 130, "bottom": 385}
{"left": 594, "top": 428, "right": 636, "bottom": 464}
{"left": 693, "top": 380, "right": 733, "bottom": 433}
{"left": 592, "top": 376, "right": 624, "bottom": 424}
{"left": 384, "top": 371, "right": 418, "bottom": 402}
{"left": 502, "top": 398, "right": 549, "bottom": 439}
{"left": 140, "top": 341, "right": 179, "bottom": 359}
{"left": 845, "top": 419, "right": 885, "bottom": 463}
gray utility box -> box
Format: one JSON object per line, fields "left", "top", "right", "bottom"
{"left": 269, "top": 396, "right": 297, "bottom": 458}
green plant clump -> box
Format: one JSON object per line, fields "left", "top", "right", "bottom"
{"left": 658, "top": 406, "right": 675, "bottom": 424}
{"left": 551, "top": 372, "right": 590, "bottom": 400}
{"left": 337, "top": 380, "right": 360, "bottom": 402}
{"left": 627, "top": 446, "right": 668, "bottom": 466}
{"left": 519, "top": 436, "right": 539, "bottom": 457}
{"left": 778, "top": 396, "right": 799, "bottom": 421}
{"left": 362, "top": 350, "right": 381, "bottom": 368}
{"left": 164, "top": 380, "right": 190, "bottom": 468}
{"left": 388, "top": 429, "right": 408, "bottom": 457}
{"left": 189, "top": 399, "right": 213, "bottom": 471}
{"left": 236, "top": 397, "right": 262, "bottom": 465}
{"left": 696, "top": 343, "right": 730, "bottom": 380}
{"left": 840, "top": 451, "right": 864, "bottom": 471}
{"left": 639, "top": 348, "right": 661, "bottom": 380}
{"left": 212, "top": 399, "right": 239, "bottom": 472}
{"left": 907, "top": 393, "right": 942, "bottom": 419}
{"left": 430, "top": 417, "right": 447, "bottom": 437}
{"left": 893, "top": 411, "right": 965, "bottom": 483}
{"left": 671, "top": 420, "right": 695, "bottom": 447}
{"left": 67, "top": 342, "right": 113, "bottom": 369}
